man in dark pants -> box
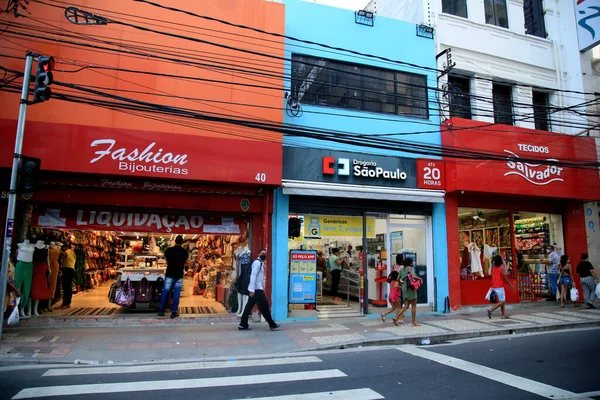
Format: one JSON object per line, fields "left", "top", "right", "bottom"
{"left": 238, "top": 248, "right": 281, "bottom": 331}
{"left": 158, "top": 235, "right": 189, "bottom": 319}
{"left": 57, "top": 244, "right": 76, "bottom": 309}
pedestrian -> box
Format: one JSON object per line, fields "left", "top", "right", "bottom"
{"left": 394, "top": 259, "right": 422, "bottom": 327}
{"left": 57, "top": 243, "right": 76, "bottom": 309}
{"left": 317, "top": 250, "right": 327, "bottom": 275}
{"left": 158, "top": 235, "right": 189, "bottom": 318}
{"left": 543, "top": 244, "right": 561, "bottom": 301}
{"left": 238, "top": 248, "right": 281, "bottom": 331}
{"left": 576, "top": 253, "right": 599, "bottom": 309}
{"left": 558, "top": 255, "right": 573, "bottom": 308}
{"left": 328, "top": 248, "right": 343, "bottom": 301}
{"left": 487, "top": 255, "right": 515, "bottom": 319}
{"left": 381, "top": 271, "right": 401, "bottom": 323}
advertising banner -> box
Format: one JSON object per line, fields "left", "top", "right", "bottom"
{"left": 288, "top": 250, "right": 317, "bottom": 304}
{"left": 303, "top": 215, "right": 376, "bottom": 238}
{"left": 574, "top": 0, "right": 600, "bottom": 52}
{"left": 31, "top": 206, "right": 247, "bottom": 235}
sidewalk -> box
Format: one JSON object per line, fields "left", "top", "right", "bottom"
{"left": 1, "top": 303, "right": 599, "bottom": 366}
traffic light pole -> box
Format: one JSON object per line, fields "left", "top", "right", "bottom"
{"left": 0, "top": 52, "right": 33, "bottom": 342}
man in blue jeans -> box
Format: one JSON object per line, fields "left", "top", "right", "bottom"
{"left": 158, "top": 235, "right": 188, "bottom": 318}
{"left": 543, "top": 244, "right": 561, "bottom": 301}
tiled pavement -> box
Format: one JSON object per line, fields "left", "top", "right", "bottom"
{"left": 1, "top": 305, "right": 599, "bottom": 365}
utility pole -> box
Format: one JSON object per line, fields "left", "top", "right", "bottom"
{"left": 0, "top": 52, "right": 34, "bottom": 342}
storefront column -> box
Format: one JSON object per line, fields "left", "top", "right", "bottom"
{"left": 565, "top": 202, "right": 588, "bottom": 293}
{"left": 445, "top": 192, "right": 462, "bottom": 310}
{"left": 432, "top": 202, "right": 449, "bottom": 312}
{"left": 271, "top": 188, "right": 290, "bottom": 322}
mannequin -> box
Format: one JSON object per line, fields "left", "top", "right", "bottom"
{"left": 15, "top": 239, "right": 35, "bottom": 318}
{"left": 30, "top": 240, "right": 52, "bottom": 316}
{"left": 234, "top": 239, "right": 251, "bottom": 317}
{"left": 47, "top": 242, "right": 61, "bottom": 308}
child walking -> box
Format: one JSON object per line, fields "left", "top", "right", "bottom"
{"left": 381, "top": 271, "right": 402, "bottom": 323}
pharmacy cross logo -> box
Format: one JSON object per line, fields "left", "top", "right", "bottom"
{"left": 578, "top": 6, "right": 600, "bottom": 39}
{"left": 503, "top": 150, "right": 564, "bottom": 186}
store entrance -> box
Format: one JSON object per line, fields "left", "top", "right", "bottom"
{"left": 27, "top": 219, "right": 251, "bottom": 318}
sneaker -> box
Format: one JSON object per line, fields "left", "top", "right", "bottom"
{"left": 270, "top": 323, "right": 282, "bottom": 331}
{"left": 157, "top": 311, "right": 165, "bottom": 317}
{"left": 170, "top": 312, "right": 179, "bottom": 319}
{"left": 238, "top": 325, "right": 251, "bottom": 330}
{"left": 586, "top": 302, "right": 596, "bottom": 309}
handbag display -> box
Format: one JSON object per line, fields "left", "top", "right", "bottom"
{"left": 108, "top": 281, "right": 118, "bottom": 304}
{"left": 114, "top": 278, "right": 135, "bottom": 307}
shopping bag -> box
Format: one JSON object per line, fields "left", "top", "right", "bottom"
{"left": 596, "top": 283, "right": 600, "bottom": 298}
{"left": 570, "top": 286, "right": 579, "bottom": 302}
{"left": 6, "top": 297, "right": 20, "bottom": 326}
{"left": 485, "top": 288, "right": 497, "bottom": 303}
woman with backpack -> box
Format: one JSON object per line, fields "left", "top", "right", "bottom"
{"left": 393, "top": 259, "right": 423, "bottom": 327}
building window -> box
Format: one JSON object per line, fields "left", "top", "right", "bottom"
{"left": 448, "top": 76, "right": 472, "bottom": 119}
{"left": 484, "top": 0, "right": 509, "bottom": 28}
{"left": 492, "top": 84, "right": 513, "bottom": 125}
{"left": 442, "top": 0, "right": 468, "bottom": 18}
{"left": 291, "top": 54, "right": 428, "bottom": 119}
{"left": 532, "top": 91, "right": 550, "bottom": 131}
{"left": 523, "top": 0, "right": 546, "bottom": 38}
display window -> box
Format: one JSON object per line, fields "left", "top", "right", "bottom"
{"left": 287, "top": 212, "right": 432, "bottom": 314}
{"left": 22, "top": 204, "right": 252, "bottom": 317}
{"left": 458, "top": 207, "right": 564, "bottom": 302}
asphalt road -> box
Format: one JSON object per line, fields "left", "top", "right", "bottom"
{"left": 0, "top": 327, "right": 598, "bottom": 400}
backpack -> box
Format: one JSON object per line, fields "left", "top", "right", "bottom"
{"left": 235, "top": 252, "right": 252, "bottom": 295}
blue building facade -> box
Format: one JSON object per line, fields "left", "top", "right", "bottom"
{"left": 271, "top": 0, "right": 448, "bottom": 321}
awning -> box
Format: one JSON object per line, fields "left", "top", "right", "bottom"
{"left": 282, "top": 180, "right": 445, "bottom": 203}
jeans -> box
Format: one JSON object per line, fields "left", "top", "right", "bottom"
{"left": 61, "top": 267, "right": 75, "bottom": 306}
{"left": 239, "top": 290, "right": 276, "bottom": 329}
{"left": 159, "top": 277, "right": 183, "bottom": 313}
{"left": 547, "top": 273, "right": 559, "bottom": 296}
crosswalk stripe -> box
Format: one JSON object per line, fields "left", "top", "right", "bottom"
{"left": 13, "top": 369, "right": 347, "bottom": 399}
{"left": 232, "top": 388, "right": 384, "bottom": 400}
{"left": 42, "top": 356, "right": 322, "bottom": 377}
{"left": 398, "top": 347, "right": 590, "bottom": 400}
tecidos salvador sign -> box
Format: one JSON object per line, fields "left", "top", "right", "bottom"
{"left": 283, "top": 147, "right": 417, "bottom": 188}
{"left": 504, "top": 144, "right": 564, "bottom": 186}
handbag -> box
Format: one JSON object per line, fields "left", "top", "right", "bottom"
{"left": 107, "top": 281, "right": 118, "bottom": 304}
{"left": 407, "top": 267, "right": 421, "bottom": 290}
{"left": 114, "top": 278, "right": 135, "bottom": 307}
{"left": 489, "top": 289, "right": 498, "bottom": 304}
{"left": 135, "top": 277, "right": 153, "bottom": 303}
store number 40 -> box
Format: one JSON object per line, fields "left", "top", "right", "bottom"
{"left": 255, "top": 173, "right": 267, "bottom": 182}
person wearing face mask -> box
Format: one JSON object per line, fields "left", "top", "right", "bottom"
{"left": 238, "top": 249, "right": 281, "bottom": 331}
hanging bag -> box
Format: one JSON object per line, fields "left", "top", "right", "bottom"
{"left": 114, "top": 278, "right": 135, "bottom": 307}
{"left": 407, "top": 267, "right": 421, "bottom": 290}
{"left": 136, "top": 277, "right": 153, "bottom": 303}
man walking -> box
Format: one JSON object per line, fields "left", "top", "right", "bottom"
{"left": 577, "top": 253, "right": 599, "bottom": 309}
{"left": 158, "top": 235, "right": 188, "bottom": 318}
{"left": 238, "top": 248, "right": 281, "bottom": 331}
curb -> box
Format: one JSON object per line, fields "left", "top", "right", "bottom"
{"left": 297, "top": 319, "right": 600, "bottom": 352}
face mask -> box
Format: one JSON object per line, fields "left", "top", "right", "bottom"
{"left": 259, "top": 254, "right": 267, "bottom": 261}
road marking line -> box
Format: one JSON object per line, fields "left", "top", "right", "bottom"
{"left": 232, "top": 388, "right": 384, "bottom": 400}
{"left": 398, "top": 347, "right": 591, "bottom": 400}
{"left": 42, "top": 356, "right": 322, "bottom": 377}
{"left": 13, "top": 369, "right": 346, "bottom": 399}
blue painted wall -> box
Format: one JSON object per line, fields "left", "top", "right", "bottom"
{"left": 271, "top": 0, "right": 446, "bottom": 321}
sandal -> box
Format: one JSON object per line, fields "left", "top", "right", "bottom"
{"left": 393, "top": 317, "right": 399, "bottom": 326}
{"left": 381, "top": 313, "right": 386, "bottom": 323}
{"left": 501, "top": 315, "right": 510, "bottom": 319}
{"left": 412, "top": 323, "right": 421, "bottom": 327}
{"left": 487, "top": 309, "right": 492, "bottom": 319}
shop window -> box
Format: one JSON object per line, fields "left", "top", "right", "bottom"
{"left": 532, "top": 91, "right": 550, "bottom": 131}
{"left": 291, "top": 54, "right": 429, "bottom": 119}
{"left": 484, "top": 0, "right": 509, "bottom": 29}
{"left": 442, "top": 0, "right": 468, "bottom": 18}
{"left": 448, "top": 75, "right": 472, "bottom": 120}
{"left": 493, "top": 83, "right": 514, "bottom": 126}
{"left": 524, "top": 0, "right": 546, "bottom": 38}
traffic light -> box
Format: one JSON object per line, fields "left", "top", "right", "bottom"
{"left": 18, "top": 156, "right": 41, "bottom": 193}
{"left": 33, "top": 56, "right": 54, "bottom": 103}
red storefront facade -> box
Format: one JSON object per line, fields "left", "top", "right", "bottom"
{"left": 443, "top": 118, "right": 600, "bottom": 309}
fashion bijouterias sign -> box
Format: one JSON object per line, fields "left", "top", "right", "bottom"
{"left": 0, "top": 119, "right": 282, "bottom": 185}
{"left": 32, "top": 207, "right": 247, "bottom": 235}
{"left": 441, "top": 118, "right": 600, "bottom": 199}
